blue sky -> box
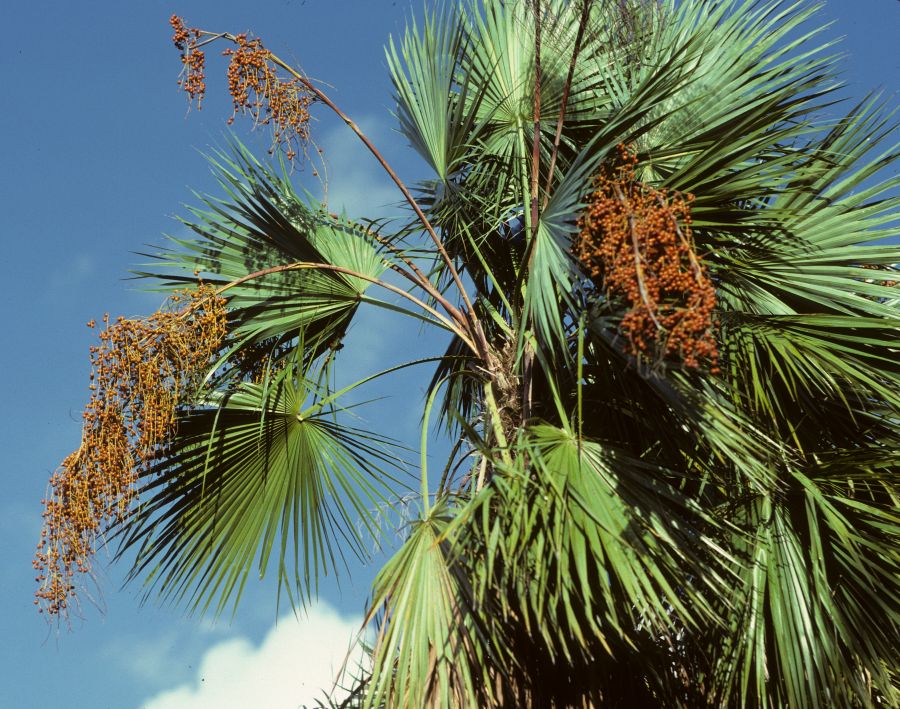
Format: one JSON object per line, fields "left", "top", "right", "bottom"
{"left": 1, "top": 1, "right": 897, "bottom": 707}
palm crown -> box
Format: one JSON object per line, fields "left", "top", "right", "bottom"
{"left": 37, "top": 1, "right": 899, "bottom": 706}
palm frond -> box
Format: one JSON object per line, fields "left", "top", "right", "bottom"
{"left": 476, "top": 424, "right": 725, "bottom": 660}
{"left": 140, "top": 142, "right": 393, "bottom": 364}
{"left": 365, "top": 498, "right": 494, "bottom": 707}
{"left": 116, "top": 358, "right": 403, "bottom": 617}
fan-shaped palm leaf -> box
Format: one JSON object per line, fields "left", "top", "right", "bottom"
{"left": 116, "top": 359, "right": 403, "bottom": 617}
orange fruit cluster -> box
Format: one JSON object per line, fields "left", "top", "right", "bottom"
{"left": 860, "top": 263, "right": 899, "bottom": 290}
{"left": 170, "top": 15, "right": 205, "bottom": 108}
{"left": 169, "top": 17, "right": 315, "bottom": 162}
{"left": 222, "top": 33, "right": 313, "bottom": 160}
{"left": 34, "top": 285, "right": 227, "bottom": 617}
{"left": 574, "top": 145, "right": 719, "bottom": 372}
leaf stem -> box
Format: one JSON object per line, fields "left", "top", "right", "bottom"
{"left": 529, "top": 0, "right": 543, "bottom": 245}
{"left": 326, "top": 211, "right": 468, "bottom": 330}
{"left": 482, "top": 380, "right": 512, "bottom": 472}
{"left": 542, "top": 0, "right": 592, "bottom": 210}
{"left": 522, "top": 0, "right": 545, "bottom": 423}
{"left": 215, "top": 262, "right": 479, "bottom": 353}
{"left": 257, "top": 44, "right": 487, "bottom": 356}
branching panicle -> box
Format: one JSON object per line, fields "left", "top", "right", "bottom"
{"left": 170, "top": 15, "right": 206, "bottom": 108}
{"left": 575, "top": 145, "right": 719, "bottom": 372}
{"left": 222, "top": 34, "right": 313, "bottom": 160}
{"left": 34, "top": 285, "right": 227, "bottom": 617}
{"left": 170, "top": 16, "right": 313, "bottom": 161}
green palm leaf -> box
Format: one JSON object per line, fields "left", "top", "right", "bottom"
{"left": 116, "top": 362, "right": 402, "bottom": 617}
{"left": 42, "top": 2, "right": 900, "bottom": 706}
{"left": 714, "top": 476, "right": 900, "bottom": 707}
{"left": 365, "top": 498, "right": 493, "bottom": 708}
{"left": 477, "top": 424, "right": 724, "bottom": 658}
{"left": 142, "top": 142, "right": 393, "bottom": 367}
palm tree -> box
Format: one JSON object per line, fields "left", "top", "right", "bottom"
{"left": 37, "top": 1, "right": 898, "bottom": 706}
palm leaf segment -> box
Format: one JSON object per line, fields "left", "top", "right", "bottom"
{"left": 119, "top": 145, "right": 422, "bottom": 616}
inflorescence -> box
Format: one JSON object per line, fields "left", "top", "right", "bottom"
{"left": 574, "top": 145, "right": 719, "bottom": 372}
{"left": 170, "top": 15, "right": 313, "bottom": 161}
{"left": 171, "top": 15, "right": 206, "bottom": 108}
{"left": 34, "top": 285, "right": 227, "bottom": 617}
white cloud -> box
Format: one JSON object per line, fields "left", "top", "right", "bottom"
{"left": 139, "top": 604, "right": 366, "bottom": 709}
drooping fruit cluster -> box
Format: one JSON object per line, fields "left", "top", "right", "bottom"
{"left": 574, "top": 145, "right": 719, "bottom": 371}
{"left": 170, "top": 15, "right": 206, "bottom": 108}
{"left": 860, "top": 263, "right": 899, "bottom": 291}
{"left": 169, "top": 17, "right": 314, "bottom": 161}
{"left": 34, "top": 285, "right": 227, "bottom": 617}
{"left": 222, "top": 33, "right": 313, "bottom": 161}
